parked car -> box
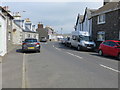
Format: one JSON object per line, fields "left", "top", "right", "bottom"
{"left": 40, "top": 37, "right": 47, "bottom": 42}
{"left": 22, "top": 38, "right": 40, "bottom": 52}
{"left": 98, "top": 40, "right": 120, "bottom": 60}
{"left": 61, "top": 38, "right": 67, "bottom": 44}
{"left": 65, "top": 37, "right": 71, "bottom": 47}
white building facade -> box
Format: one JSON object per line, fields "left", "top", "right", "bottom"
{"left": 0, "top": 8, "right": 7, "bottom": 56}
{"left": 75, "top": 8, "right": 96, "bottom": 36}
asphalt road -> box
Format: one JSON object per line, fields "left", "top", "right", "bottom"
{"left": 2, "top": 42, "right": 120, "bottom": 88}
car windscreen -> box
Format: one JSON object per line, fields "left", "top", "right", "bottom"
{"left": 25, "top": 39, "right": 37, "bottom": 42}
{"left": 41, "top": 37, "right": 46, "bottom": 39}
{"left": 81, "top": 36, "right": 93, "bottom": 41}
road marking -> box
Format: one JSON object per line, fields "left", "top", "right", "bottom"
{"left": 22, "top": 53, "right": 26, "bottom": 88}
{"left": 55, "top": 47, "right": 61, "bottom": 51}
{"left": 100, "top": 64, "right": 120, "bottom": 73}
{"left": 53, "top": 45, "right": 54, "bottom": 47}
{"left": 66, "top": 52, "right": 83, "bottom": 59}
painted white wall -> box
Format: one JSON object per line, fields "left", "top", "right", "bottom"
{"left": 80, "top": 12, "right": 92, "bottom": 36}
{"left": 0, "top": 15, "right": 7, "bottom": 56}
{"left": 12, "top": 22, "right": 23, "bottom": 44}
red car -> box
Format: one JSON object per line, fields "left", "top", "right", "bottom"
{"left": 98, "top": 40, "right": 120, "bottom": 60}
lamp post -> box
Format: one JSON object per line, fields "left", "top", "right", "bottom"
{"left": 61, "top": 28, "right": 63, "bottom": 35}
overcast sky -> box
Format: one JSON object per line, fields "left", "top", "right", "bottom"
{"left": 2, "top": 1, "right": 103, "bottom": 34}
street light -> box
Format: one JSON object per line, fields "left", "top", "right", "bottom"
{"left": 61, "top": 28, "right": 63, "bottom": 35}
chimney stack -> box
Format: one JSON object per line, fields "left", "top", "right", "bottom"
{"left": 104, "top": 0, "right": 111, "bottom": 5}
{"left": 38, "top": 24, "right": 43, "bottom": 29}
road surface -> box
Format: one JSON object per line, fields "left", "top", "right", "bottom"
{"left": 2, "top": 42, "right": 119, "bottom": 88}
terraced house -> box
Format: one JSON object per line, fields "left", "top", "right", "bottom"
{"left": 92, "top": 1, "right": 120, "bottom": 48}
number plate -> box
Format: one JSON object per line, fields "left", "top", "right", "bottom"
{"left": 28, "top": 47, "right": 35, "bottom": 49}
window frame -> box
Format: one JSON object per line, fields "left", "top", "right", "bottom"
{"left": 97, "top": 14, "right": 106, "bottom": 24}
{"left": 97, "top": 31, "right": 105, "bottom": 41}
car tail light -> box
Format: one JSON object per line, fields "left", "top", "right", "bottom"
{"left": 36, "top": 43, "right": 40, "bottom": 45}
{"left": 22, "top": 43, "right": 26, "bottom": 45}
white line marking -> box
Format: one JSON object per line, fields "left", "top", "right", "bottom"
{"left": 74, "top": 55, "right": 83, "bottom": 59}
{"left": 55, "top": 47, "right": 61, "bottom": 51}
{"left": 53, "top": 45, "right": 54, "bottom": 47}
{"left": 66, "top": 52, "right": 75, "bottom": 56}
{"left": 66, "top": 52, "right": 83, "bottom": 59}
{"left": 100, "top": 64, "right": 120, "bottom": 73}
{"left": 22, "top": 53, "right": 26, "bottom": 88}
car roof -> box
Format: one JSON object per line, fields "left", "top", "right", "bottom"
{"left": 104, "top": 40, "right": 120, "bottom": 42}
{"left": 25, "top": 38, "right": 37, "bottom": 40}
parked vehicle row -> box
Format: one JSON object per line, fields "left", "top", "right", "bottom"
{"left": 61, "top": 31, "right": 96, "bottom": 51}
{"left": 61, "top": 33, "right": 120, "bottom": 60}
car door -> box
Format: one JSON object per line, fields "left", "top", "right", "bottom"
{"left": 108, "top": 41, "right": 118, "bottom": 56}
{"left": 101, "top": 41, "right": 109, "bottom": 55}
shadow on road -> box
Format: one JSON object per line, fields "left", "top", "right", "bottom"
{"left": 58, "top": 43, "right": 95, "bottom": 52}
{"left": 58, "top": 43, "right": 119, "bottom": 61}
{"left": 90, "top": 53, "right": 119, "bottom": 61}
{"left": 16, "top": 49, "right": 39, "bottom": 54}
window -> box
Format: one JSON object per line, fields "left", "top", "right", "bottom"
{"left": 109, "top": 41, "right": 117, "bottom": 47}
{"left": 72, "top": 35, "right": 76, "bottom": 40}
{"left": 97, "top": 31, "right": 105, "bottom": 41}
{"left": 34, "top": 35, "right": 36, "bottom": 39}
{"left": 98, "top": 14, "right": 105, "bottom": 24}
{"left": 28, "top": 34, "right": 30, "bottom": 38}
{"left": 25, "top": 39, "right": 37, "bottom": 42}
{"left": 103, "top": 41, "right": 109, "bottom": 45}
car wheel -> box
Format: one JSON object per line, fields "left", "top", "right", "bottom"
{"left": 98, "top": 50, "right": 103, "bottom": 56}
{"left": 77, "top": 45, "right": 81, "bottom": 51}
{"left": 117, "top": 54, "right": 120, "bottom": 60}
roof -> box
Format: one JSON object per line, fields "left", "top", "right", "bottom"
{"left": 82, "top": 8, "right": 97, "bottom": 22}
{"left": 92, "top": 2, "right": 120, "bottom": 16}
{"left": 0, "top": 6, "right": 14, "bottom": 19}
{"left": 75, "top": 14, "right": 84, "bottom": 26}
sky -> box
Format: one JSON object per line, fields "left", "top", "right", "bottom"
{"left": 2, "top": 1, "right": 103, "bottom": 34}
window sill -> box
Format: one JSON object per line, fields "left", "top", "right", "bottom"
{"left": 97, "top": 22, "right": 105, "bottom": 25}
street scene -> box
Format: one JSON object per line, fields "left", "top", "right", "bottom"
{"left": 0, "top": 0, "right": 120, "bottom": 89}
{"left": 2, "top": 42, "right": 119, "bottom": 88}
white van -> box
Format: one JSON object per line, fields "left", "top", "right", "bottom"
{"left": 71, "top": 31, "right": 96, "bottom": 51}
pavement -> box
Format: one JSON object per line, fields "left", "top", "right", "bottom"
{"left": 2, "top": 42, "right": 120, "bottom": 88}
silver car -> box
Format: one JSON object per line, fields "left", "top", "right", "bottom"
{"left": 22, "top": 38, "right": 40, "bottom": 52}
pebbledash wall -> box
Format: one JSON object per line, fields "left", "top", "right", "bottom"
{"left": 0, "top": 13, "right": 7, "bottom": 56}
{"left": 92, "top": 10, "right": 120, "bottom": 48}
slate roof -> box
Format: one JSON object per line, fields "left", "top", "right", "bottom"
{"left": 92, "top": 1, "right": 120, "bottom": 16}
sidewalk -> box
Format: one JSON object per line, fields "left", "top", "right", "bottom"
{"left": 7, "top": 44, "right": 21, "bottom": 54}
{"left": 2, "top": 45, "right": 23, "bottom": 88}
